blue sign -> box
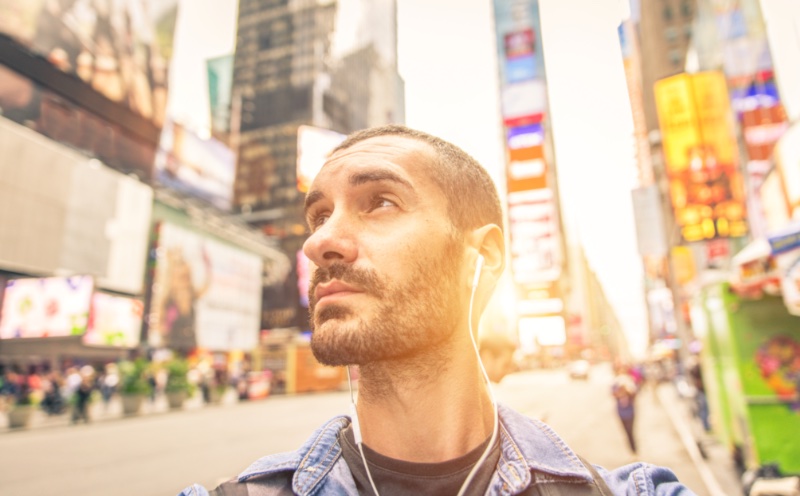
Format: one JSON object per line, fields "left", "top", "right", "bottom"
{"left": 506, "top": 55, "right": 537, "bottom": 83}
{"left": 768, "top": 222, "right": 800, "bottom": 255}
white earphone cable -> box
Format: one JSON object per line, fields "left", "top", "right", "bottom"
{"left": 347, "top": 255, "right": 498, "bottom": 496}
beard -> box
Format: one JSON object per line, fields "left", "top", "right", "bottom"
{"left": 308, "top": 235, "right": 464, "bottom": 367}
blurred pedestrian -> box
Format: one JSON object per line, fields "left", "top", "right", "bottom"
{"left": 612, "top": 364, "right": 638, "bottom": 453}
{"left": 64, "top": 367, "right": 81, "bottom": 398}
{"left": 42, "top": 371, "right": 65, "bottom": 415}
{"left": 688, "top": 356, "right": 710, "bottom": 432}
{"left": 71, "top": 374, "right": 94, "bottom": 424}
{"left": 99, "top": 364, "right": 119, "bottom": 411}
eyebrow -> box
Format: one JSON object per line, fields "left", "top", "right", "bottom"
{"left": 303, "top": 169, "right": 415, "bottom": 215}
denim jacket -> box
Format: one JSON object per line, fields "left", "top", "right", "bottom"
{"left": 179, "top": 404, "right": 694, "bottom": 495}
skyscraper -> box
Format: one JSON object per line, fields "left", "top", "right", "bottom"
{"left": 231, "top": 0, "right": 404, "bottom": 328}
{"left": 639, "top": 0, "right": 698, "bottom": 133}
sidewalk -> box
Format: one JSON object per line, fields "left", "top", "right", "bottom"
{"left": 656, "top": 382, "right": 743, "bottom": 496}
{"left": 0, "top": 390, "right": 240, "bottom": 433}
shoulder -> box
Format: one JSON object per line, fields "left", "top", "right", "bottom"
{"left": 497, "top": 405, "right": 695, "bottom": 495}
{"left": 595, "top": 462, "right": 698, "bottom": 495}
{"left": 178, "top": 475, "right": 294, "bottom": 496}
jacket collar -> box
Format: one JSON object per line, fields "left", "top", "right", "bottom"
{"left": 495, "top": 403, "right": 593, "bottom": 492}
{"left": 237, "top": 404, "right": 592, "bottom": 495}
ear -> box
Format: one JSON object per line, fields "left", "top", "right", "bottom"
{"left": 468, "top": 224, "right": 505, "bottom": 289}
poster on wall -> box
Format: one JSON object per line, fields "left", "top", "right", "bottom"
{"left": 154, "top": 119, "right": 235, "bottom": 211}
{"left": 149, "top": 223, "right": 263, "bottom": 352}
{"left": 83, "top": 293, "right": 143, "bottom": 347}
{"left": 0, "top": 276, "right": 93, "bottom": 339}
{"left": 0, "top": 0, "right": 180, "bottom": 126}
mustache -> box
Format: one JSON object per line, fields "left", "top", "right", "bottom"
{"left": 309, "top": 263, "right": 384, "bottom": 305}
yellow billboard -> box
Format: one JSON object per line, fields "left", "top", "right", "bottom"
{"left": 655, "top": 71, "right": 748, "bottom": 242}
{"left": 655, "top": 74, "right": 702, "bottom": 174}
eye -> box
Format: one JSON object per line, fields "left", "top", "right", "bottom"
{"left": 308, "top": 212, "right": 330, "bottom": 231}
{"left": 369, "top": 196, "right": 397, "bottom": 212}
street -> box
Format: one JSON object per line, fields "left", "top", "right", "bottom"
{"left": 0, "top": 364, "right": 733, "bottom": 495}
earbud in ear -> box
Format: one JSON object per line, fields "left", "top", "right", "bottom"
{"left": 472, "top": 254, "right": 485, "bottom": 289}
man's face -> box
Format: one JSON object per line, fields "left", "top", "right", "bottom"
{"left": 302, "top": 136, "right": 467, "bottom": 366}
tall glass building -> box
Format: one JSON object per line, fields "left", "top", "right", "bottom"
{"left": 231, "top": 0, "right": 405, "bottom": 329}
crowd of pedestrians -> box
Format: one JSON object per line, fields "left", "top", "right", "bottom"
{"left": 0, "top": 364, "right": 123, "bottom": 424}
{"left": 0, "top": 360, "right": 258, "bottom": 429}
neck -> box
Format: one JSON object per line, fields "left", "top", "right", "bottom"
{"left": 353, "top": 335, "right": 494, "bottom": 463}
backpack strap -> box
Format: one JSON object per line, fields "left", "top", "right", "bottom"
{"left": 531, "top": 456, "right": 614, "bottom": 496}
{"left": 209, "top": 479, "right": 249, "bottom": 496}
{"left": 576, "top": 455, "right": 614, "bottom": 496}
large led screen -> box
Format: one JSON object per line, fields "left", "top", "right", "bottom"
{"left": 0, "top": 0, "right": 179, "bottom": 126}
{"left": 296, "top": 125, "right": 346, "bottom": 193}
{"left": 0, "top": 276, "right": 93, "bottom": 339}
{"left": 149, "top": 223, "right": 263, "bottom": 352}
{"left": 655, "top": 71, "right": 749, "bottom": 242}
{"left": 83, "top": 293, "right": 143, "bottom": 348}
{"left": 154, "top": 119, "right": 235, "bottom": 210}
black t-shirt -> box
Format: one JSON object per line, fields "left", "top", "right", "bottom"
{"left": 339, "top": 423, "right": 501, "bottom": 496}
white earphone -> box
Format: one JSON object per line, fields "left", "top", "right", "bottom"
{"left": 472, "top": 254, "right": 485, "bottom": 289}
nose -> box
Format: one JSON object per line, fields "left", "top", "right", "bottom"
{"left": 302, "top": 210, "right": 358, "bottom": 266}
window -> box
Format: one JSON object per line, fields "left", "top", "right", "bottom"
{"left": 681, "top": 1, "right": 692, "bottom": 18}
{"left": 259, "top": 33, "right": 272, "bottom": 50}
{"left": 669, "top": 49, "right": 682, "bottom": 67}
{"left": 663, "top": 5, "right": 673, "bottom": 22}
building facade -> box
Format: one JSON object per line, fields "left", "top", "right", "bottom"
{"left": 231, "top": 0, "right": 404, "bottom": 329}
{"left": 639, "top": 0, "right": 698, "bottom": 133}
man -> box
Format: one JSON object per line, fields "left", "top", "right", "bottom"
{"left": 180, "top": 125, "right": 693, "bottom": 495}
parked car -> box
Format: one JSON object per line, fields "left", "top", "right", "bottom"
{"left": 568, "top": 360, "right": 590, "bottom": 380}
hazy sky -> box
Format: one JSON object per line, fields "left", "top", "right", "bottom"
{"left": 168, "top": 0, "right": 649, "bottom": 358}
{"left": 398, "top": 0, "right": 647, "bottom": 357}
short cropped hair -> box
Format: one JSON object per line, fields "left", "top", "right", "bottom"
{"left": 331, "top": 125, "right": 504, "bottom": 234}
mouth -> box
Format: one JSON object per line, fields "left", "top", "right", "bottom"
{"left": 314, "top": 280, "right": 363, "bottom": 305}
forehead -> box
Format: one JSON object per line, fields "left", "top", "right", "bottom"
{"left": 313, "top": 135, "right": 439, "bottom": 188}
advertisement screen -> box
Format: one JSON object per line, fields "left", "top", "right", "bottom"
{"left": 207, "top": 54, "right": 234, "bottom": 135}
{"left": 297, "top": 125, "right": 346, "bottom": 193}
{"left": 655, "top": 72, "right": 748, "bottom": 242}
{"left": 0, "top": 0, "right": 179, "bottom": 126}
{"left": 155, "top": 119, "right": 235, "bottom": 211}
{"left": 0, "top": 276, "right": 93, "bottom": 339}
{"left": 149, "top": 223, "right": 263, "bottom": 352}
{"left": 494, "top": 0, "right": 545, "bottom": 85}
{"left": 83, "top": 293, "right": 143, "bottom": 348}
{"left": 297, "top": 250, "right": 311, "bottom": 308}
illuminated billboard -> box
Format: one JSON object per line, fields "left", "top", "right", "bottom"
{"left": 654, "top": 71, "right": 748, "bottom": 242}
{"left": 155, "top": 119, "right": 235, "bottom": 211}
{"left": 207, "top": 54, "right": 234, "bottom": 135}
{"left": 0, "top": 276, "right": 93, "bottom": 339}
{"left": 494, "top": 0, "right": 547, "bottom": 126}
{"left": 507, "top": 189, "right": 561, "bottom": 284}
{"left": 149, "top": 223, "right": 262, "bottom": 352}
{"left": 296, "top": 125, "right": 346, "bottom": 193}
{"left": 494, "top": 0, "right": 562, "bottom": 291}
{"left": 83, "top": 293, "right": 143, "bottom": 348}
{"left": 0, "top": 0, "right": 179, "bottom": 126}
